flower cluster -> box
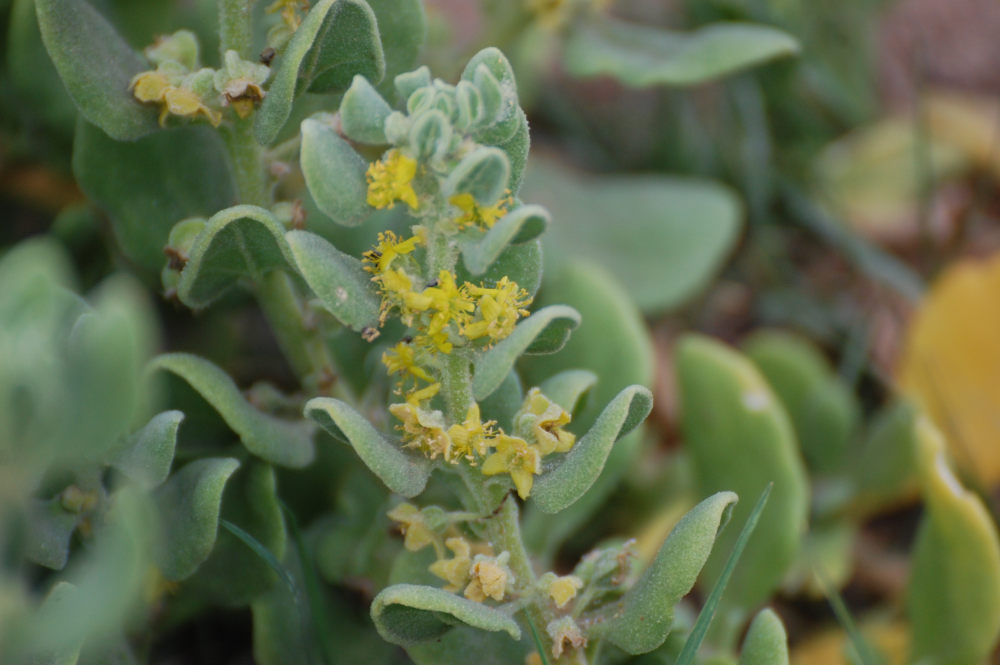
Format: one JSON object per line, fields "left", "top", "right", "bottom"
{"left": 130, "top": 31, "right": 269, "bottom": 126}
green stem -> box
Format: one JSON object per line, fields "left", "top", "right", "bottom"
{"left": 441, "top": 351, "right": 472, "bottom": 423}
{"left": 218, "top": 0, "right": 255, "bottom": 59}
{"left": 222, "top": 117, "right": 269, "bottom": 207}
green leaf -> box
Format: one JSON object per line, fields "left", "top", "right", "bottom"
{"left": 479, "top": 370, "right": 524, "bottom": 433}
{"left": 537, "top": 369, "right": 597, "bottom": 416}
{"left": 597, "top": 491, "right": 738, "bottom": 654}
{"left": 72, "top": 119, "right": 237, "bottom": 274}
{"left": 851, "top": 400, "right": 920, "bottom": 515}
{"left": 442, "top": 146, "right": 511, "bottom": 206}
{"left": 366, "top": 0, "right": 426, "bottom": 87}
{"left": 177, "top": 205, "right": 296, "bottom": 308}
{"left": 739, "top": 609, "right": 789, "bottom": 665}
{"left": 188, "top": 461, "right": 288, "bottom": 605}
{"left": 677, "top": 335, "right": 809, "bottom": 618}
{"left": 305, "top": 397, "right": 430, "bottom": 497}
{"left": 255, "top": 0, "right": 385, "bottom": 144}
{"left": 300, "top": 117, "right": 372, "bottom": 226}
{"left": 531, "top": 385, "right": 653, "bottom": 514}
{"left": 371, "top": 584, "right": 521, "bottom": 646}
{"left": 25, "top": 499, "right": 81, "bottom": 570}
{"left": 150, "top": 353, "right": 316, "bottom": 468}
{"left": 286, "top": 230, "right": 381, "bottom": 331}
{"left": 407, "top": 626, "right": 531, "bottom": 665}
{"left": 109, "top": 410, "right": 182, "bottom": 489}
{"left": 744, "top": 330, "right": 859, "bottom": 474}
{"left": 676, "top": 486, "right": 773, "bottom": 665}
{"left": 22, "top": 582, "right": 84, "bottom": 665}
{"left": 522, "top": 158, "right": 742, "bottom": 313}
{"left": 908, "top": 418, "right": 1000, "bottom": 665}
{"left": 340, "top": 75, "right": 392, "bottom": 143}
{"left": 459, "top": 239, "right": 543, "bottom": 299}
{"left": 460, "top": 47, "right": 520, "bottom": 144}
{"left": 154, "top": 457, "right": 239, "bottom": 581}
{"left": 563, "top": 16, "right": 799, "bottom": 88}
{"left": 472, "top": 305, "right": 581, "bottom": 400}
{"left": 35, "top": 0, "right": 159, "bottom": 140}
{"left": 497, "top": 109, "right": 530, "bottom": 195}
{"left": 460, "top": 205, "right": 549, "bottom": 276}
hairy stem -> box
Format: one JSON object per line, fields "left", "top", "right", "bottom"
{"left": 218, "top": 0, "right": 254, "bottom": 60}
{"left": 222, "top": 117, "right": 269, "bottom": 207}
{"left": 441, "top": 351, "right": 472, "bottom": 423}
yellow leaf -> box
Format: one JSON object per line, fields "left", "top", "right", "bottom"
{"left": 898, "top": 252, "right": 1000, "bottom": 486}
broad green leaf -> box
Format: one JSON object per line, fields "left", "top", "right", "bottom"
{"left": 366, "top": 0, "right": 426, "bottom": 88}
{"left": 523, "top": 158, "right": 741, "bottom": 313}
{"left": 286, "top": 230, "right": 381, "bottom": 331}
{"left": 563, "top": 16, "right": 799, "bottom": 88}
{"left": 908, "top": 418, "right": 1000, "bottom": 665}
{"left": 19, "top": 582, "right": 84, "bottom": 665}
{"left": 8, "top": 0, "right": 76, "bottom": 137}
{"left": 744, "top": 330, "right": 859, "bottom": 474}
{"left": 677, "top": 335, "right": 808, "bottom": 619}
{"left": 25, "top": 499, "right": 81, "bottom": 570}
{"left": 851, "top": 401, "right": 920, "bottom": 515}
{"left": 407, "top": 626, "right": 532, "bottom": 665}
{"left": 109, "top": 410, "right": 183, "bottom": 489}
{"left": 340, "top": 75, "right": 392, "bottom": 143}
{"left": 531, "top": 385, "right": 653, "bottom": 514}
{"left": 72, "top": 119, "right": 236, "bottom": 274}
{"left": 479, "top": 370, "right": 524, "bottom": 433}
{"left": 460, "top": 48, "right": 520, "bottom": 144}
{"left": 371, "top": 584, "right": 521, "bottom": 646}
{"left": 740, "top": 609, "right": 789, "bottom": 665}
{"left": 150, "top": 353, "right": 316, "bottom": 468}
{"left": 255, "top": 0, "right": 384, "bottom": 144}
{"left": 442, "top": 146, "right": 511, "bottom": 206}
{"left": 305, "top": 397, "right": 430, "bottom": 497}
{"left": 154, "top": 457, "right": 239, "bottom": 581}
{"left": 460, "top": 205, "right": 549, "bottom": 276}
{"left": 537, "top": 369, "right": 597, "bottom": 416}
{"left": 472, "top": 305, "right": 581, "bottom": 400}
{"left": 35, "top": 0, "right": 159, "bottom": 140}
{"left": 598, "top": 492, "right": 738, "bottom": 654}
{"left": 177, "top": 205, "right": 296, "bottom": 308}
{"left": 188, "top": 461, "right": 288, "bottom": 605}
{"left": 497, "top": 109, "right": 530, "bottom": 194}
{"left": 300, "top": 118, "right": 372, "bottom": 226}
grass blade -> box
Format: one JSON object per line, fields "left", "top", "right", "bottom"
{"left": 221, "top": 519, "right": 297, "bottom": 593}
{"left": 816, "top": 569, "right": 880, "bottom": 665}
{"left": 526, "top": 617, "right": 553, "bottom": 665}
{"left": 675, "top": 483, "right": 773, "bottom": 665}
{"left": 282, "top": 502, "right": 338, "bottom": 665}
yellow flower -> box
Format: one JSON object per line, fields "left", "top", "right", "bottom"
{"left": 463, "top": 277, "right": 531, "bottom": 342}
{"left": 481, "top": 434, "right": 541, "bottom": 499}
{"left": 464, "top": 552, "right": 512, "bottom": 602}
{"left": 382, "top": 342, "right": 433, "bottom": 383}
{"left": 429, "top": 537, "right": 472, "bottom": 591}
{"left": 131, "top": 71, "right": 171, "bottom": 103}
{"left": 387, "top": 503, "right": 437, "bottom": 552}
{"left": 367, "top": 150, "right": 419, "bottom": 210}
{"left": 449, "top": 192, "right": 512, "bottom": 229}
{"left": 542, "top": 573, "right": 583, "bottom": 608}
{"left": 514, "top": 388, "right": 575, "bottom": 456}
{"left": 420, "top": 271, "right": 475, "bottom": 353}
{"left": 447, "top": 403, "right": 496, "bottom": 462}
{"left": 267, "top": 0, "right": 309, "bottom": 30}
{"left": 363, "top": 231, "right": 422, "bottom": 274}
{"left": 389, "top": 401, "right": 451, "bottom": 460}
{"left": 405, "top": 382, "right": 440, "bottom": 406}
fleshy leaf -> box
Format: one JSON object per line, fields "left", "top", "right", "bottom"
{"left": 35, "top": 0, "right": 159, "bottom": 140}
{"left": 531, "top": 385, "right": 653, "bottom": 514}
{"left": 537, "top": 369, "right": 597, "bottom": 416}
{"left": 72, "top": 120, "right": 236, "bottom": 274}
{"left": 563, "top": 16, "right": 799, "bottom": 88}
{"left": 460, "top": 205, "right": 549, "bottom": 276}
{"left": 286, "top": 230, "right": 381, "bottom": 331}
{"left": 109, "top": 410, "right": 183, "bottom": 489}
{"left": 460, "top": 48, "right": 520, "bottom": 144}
{"left": 25, "top": 499, "right": 81, "bottom": 570}
{"left": 739, "top": 609, "right": 789, "bottom": 665}
{"left": 300, "top": 118, "right": 372, "bottom": 226}
{"left": 177, "top": 205, "right": 296, "bottom": 308}
{"left": 496, "top": 109, "right": 530, "bottom": 194}
{"left": 442, "top": 146, "right": 511, "bottom": 206}
{"left": 371, "top": 584, "right": 521, "bottom": 646}
{"left": 523, "top": 158, "right": 741, "bottom": 313}
{"left": 677, "top": 335, "right": 809, "bottom": 618}
{"left": 340, "top": 75, "right": 392, "bottom": 143}
{"left": 153, "top": 457, "right": 240, "bottom": 581}
{"left": 366, "top": 0, "right": 426, "bottom": 86}
{"left": 908, "top": 418, "right": 1000, "bottom": 665}
{"left": 304, "top": 397, "right": 430, "bottom": 497}
{"left": 472, "top": 305, "right": 581, "bottom": 400}
{"left": 744, "top": 330, "right": 859, "bottom": 474}
{"left": 851, "top": 401, "right": 920, "bottom": 514}
{"left": 598, "top": 491, "right": 738, "bottom": 653}
{"left": 150, "top": 353, "right": 316, "bottom": 468}
{"left": 479, "top": 370, "right": 524, "bottom": 433}
{"left": 255, "top": 0, "right": 384, "bottom": 144}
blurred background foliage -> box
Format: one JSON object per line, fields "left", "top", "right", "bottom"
{"left": 3, "top": 0, "right": 1000, "bottom": 663}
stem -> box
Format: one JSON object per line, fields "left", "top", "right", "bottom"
{"left": 222, "top": 117, "right": 269, "bottom": 207}
{"left": 441, "top": 351, "right": 472, "bottom": 422}
{"left": 218, "top": 0, "right": 254, "bottom": 59}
